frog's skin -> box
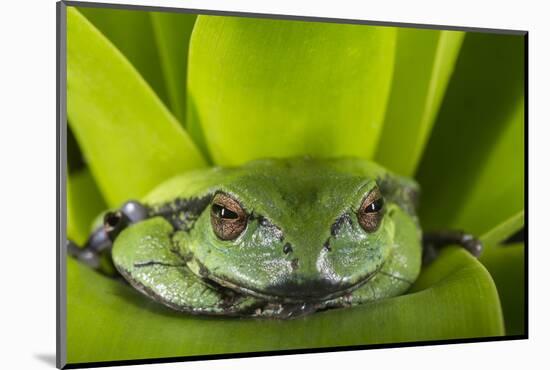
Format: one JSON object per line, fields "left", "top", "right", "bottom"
{"left": 76, "top": 157, "right": 426, "bottom": 318}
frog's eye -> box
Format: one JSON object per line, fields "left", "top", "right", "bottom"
{"left": 357, "top": 187, "right": 384, "bottom": 233}
{"left": 210, "top": 193, "right": 248, "bottom": 240}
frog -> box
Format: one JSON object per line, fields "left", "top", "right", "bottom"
{"left": 68, "top": 157, "right": 482, "bottom": 319}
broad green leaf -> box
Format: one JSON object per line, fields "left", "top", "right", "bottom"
{"left": 448, "top": 99, "right": 524, "bottom": 235}
{"left": 67, "top": 8, "right": 206, "bottom": 207}
{"left": 375, "top": 29, "right": 464, "bottom": 177}
{"left": 67, "top": 247, "right": 503, "bottom": 364}
{"left": 416, "top": 33, "right": 525, "bottom": 234}
{"left": 480, "top": 210, "right": 524, "bottom": 248}
{"left": 187, "top": 16, "right": 396, "bottom": 166}
{"left": 480, "top": 243, "right": 525, "bottom": 335}
{"left": 78, "top": 6, "right": 169, "bottom": 107}
{"left": 151, "top": 12, "right": 196, "bottom": 124}
{"left": 478, "top": 212, "right": 525, "bottom": 335}
{"left": 67, "top": 168, "right": 107, "bottom": 245}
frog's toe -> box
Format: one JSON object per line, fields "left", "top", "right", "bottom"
{"left": 120, "top": 200, "right": 149, "bottom": 223}
{"left": 422, "top": 230, "right": 483, "bottom": 264}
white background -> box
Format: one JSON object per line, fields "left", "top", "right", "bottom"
{"left": 0, "top": 0, "right": 546, "bottom": 369}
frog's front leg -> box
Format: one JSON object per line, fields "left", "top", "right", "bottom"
{"left": 67, "top": 200, "right": 149, "bottom": 275}
{"left": 422, "top": 230, "right": 483, "bottom": 264}
{"left": 111, "top": 217, "right": 263, "bottom": 315}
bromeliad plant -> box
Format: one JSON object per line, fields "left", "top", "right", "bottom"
{"left": 66, "top": 6, "right": 525, "bottom": 364}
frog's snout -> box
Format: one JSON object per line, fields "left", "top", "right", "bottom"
{"left": 258, "top": 249, "right": 376, "bottom": 302}
{"left": 257, "top": 234, "right": 387, "bottom": 301}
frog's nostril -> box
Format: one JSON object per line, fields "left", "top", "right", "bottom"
{"left": 323, "top": 239, "right": 332, "bottom": 252}
{"left": 283, "top": 242, "right": 293, "bottom": 254}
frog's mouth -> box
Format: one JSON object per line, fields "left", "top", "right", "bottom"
{"left": 204, "top": 267, "right": 382, "bottom": 303}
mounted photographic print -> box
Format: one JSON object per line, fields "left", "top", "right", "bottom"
{"left": 57, "top": 1, "right": 527, "bottom": 368}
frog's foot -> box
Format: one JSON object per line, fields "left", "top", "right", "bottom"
{"left": 67, "top": 224, "right": 112, "bottom": 271}
{"left": 67, "top": 200, "right": 150, "bottom": 276}
{"left": 112, "top": 217, "right": 268, "bottom": 316}
{"left": 422, "top": 230, "right": 483, "bottom": 265}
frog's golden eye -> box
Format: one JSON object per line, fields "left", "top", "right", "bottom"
{"left": 357, "top": 187, "right": 384, "bottom": 233}
{"left": 210, "top": 193, "right": 248, "bottom": 240}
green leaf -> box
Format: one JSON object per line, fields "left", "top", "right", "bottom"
{"left": 375, "top": 29, "right": 464, "bottom": 177}
{"left": 187, "top": 16, "right": 396, "bottom": 166}
{"left": 150, "top": 12, "right": 196, "bottom": 124}
{"left": 480, "top": 210, "right": 524, "bottom": 248}
{"left": 67, "top": 247, "right": 503, "bottom": 364}
{"left": 480, "top": 243, "right": 525, "bottom": 335}
{"left": 78, "top": 6, "right": 170, "bottom": 107}
{"left": 67, "top": 8, "right": 207, "bottom": 207}
{"left": 477, "top": 212, "right": 525, "bottom": 335}
{"left": 416, "top": 33, "right": 525, "bottom": 235}
{"left": 449, "top": 99, "right": 524, "bottom": 235}
{"left": 67, "top": 168, "right": 107, "bottom": 245}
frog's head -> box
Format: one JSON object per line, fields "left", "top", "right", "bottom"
{"left": 177, "top": 159, "right": 399, "bottom": 303}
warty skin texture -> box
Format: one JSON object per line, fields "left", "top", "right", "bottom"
{"left": 112, "top": 157, "right": 422, "bottom": 318}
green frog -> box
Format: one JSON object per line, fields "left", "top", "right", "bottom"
{"left": 68, "top": 157, "right": 481, "bottom": 318}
